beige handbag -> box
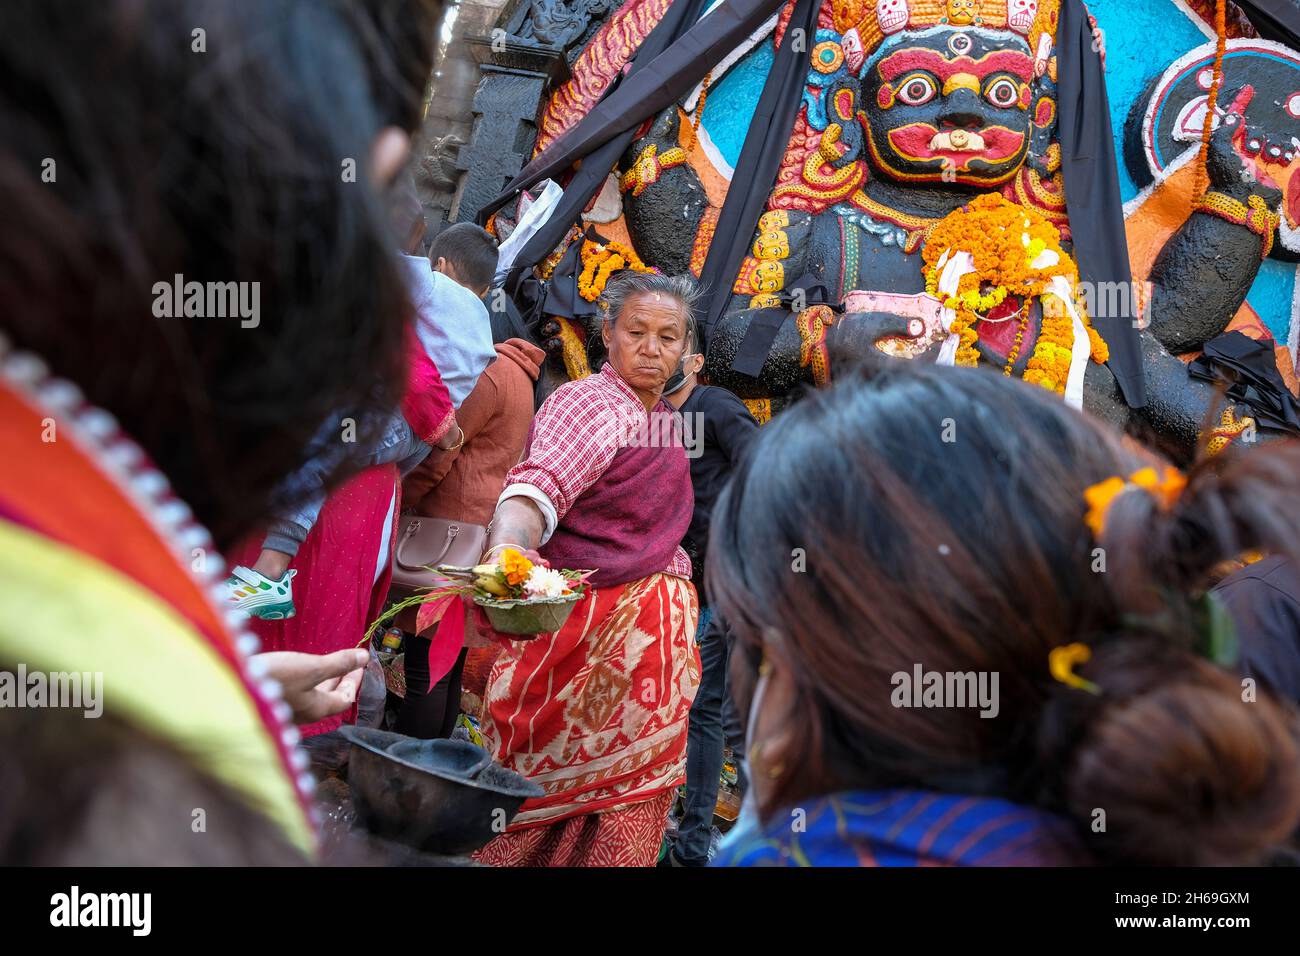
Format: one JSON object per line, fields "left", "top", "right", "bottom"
{"left": 390, "top": 514, "right": 488, "bottom": 591}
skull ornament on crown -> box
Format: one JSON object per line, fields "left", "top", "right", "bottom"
{"left": 1007, "top": 0, "right": 1039, "bottom": 34}
{"left": 877, "top": 0, "right": 910, "bottom": 35}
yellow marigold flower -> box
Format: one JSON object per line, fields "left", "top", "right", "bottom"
{"left": 1048, "top": 643, "right": 1100, "bottom": 694}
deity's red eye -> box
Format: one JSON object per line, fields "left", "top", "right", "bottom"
{"left": 898, "top": 74, "right": 937, "bottom": 106}
{"left": 985, "top": 77, "right": 1020, "bottom": 109}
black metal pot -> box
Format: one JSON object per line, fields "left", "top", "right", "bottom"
{"left": 339, "top": 726, "right": 544, "bottom": 855}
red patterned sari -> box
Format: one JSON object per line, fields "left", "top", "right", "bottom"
{"left": 474, "top": 572, "right": 699, "bottom": 867}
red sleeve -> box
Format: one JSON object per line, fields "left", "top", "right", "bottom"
{"left": 401, "top": 326, "right": 455, "bottom": 445}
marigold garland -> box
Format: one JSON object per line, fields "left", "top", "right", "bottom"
{"left": 921, "top": 194, "right": 1109, "bottom": 395}
{"left": 577, "top": 238, "right": 653, "bottom": 301}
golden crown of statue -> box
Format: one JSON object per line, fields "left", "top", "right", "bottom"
{"left": 831, "top": 0, "right": 1060, "bottom": 60}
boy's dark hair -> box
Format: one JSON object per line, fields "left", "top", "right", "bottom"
{"left": 429, "top": 223, "right": 499, "bottom": 293}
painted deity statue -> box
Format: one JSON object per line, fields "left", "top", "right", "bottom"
{"left": 517, "top": 0, "right": 1295, "bottom": 460}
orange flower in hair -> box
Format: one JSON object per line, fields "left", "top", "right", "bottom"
{"left": 1082, "top": 476, "right": 1126, "bottom": 536}
{"left": 1128, "top": 466, "right": 1187, "bottom": 508}
{"left": 1083, "top": 466, "right": 1187, "bottom": 537}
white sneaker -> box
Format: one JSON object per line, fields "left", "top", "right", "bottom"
{"left": 226, "top": 566, "right": 297, "bottom": 620}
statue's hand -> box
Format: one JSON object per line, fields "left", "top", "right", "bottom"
{"left": 1206, "top": 89, "right": 1285, "bottom": 208}
{"left": 831, "top": 310, "right": 936, "bottom": 360}
{"left": 629, "top": 108, "right": 681, "bottom": 157}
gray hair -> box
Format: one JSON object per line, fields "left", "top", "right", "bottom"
{"left": 600, "top": 271, "right": 700, "bottom": 351}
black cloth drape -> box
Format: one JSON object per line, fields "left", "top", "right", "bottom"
{"left": 1056, "top": 0, "right": 1145, "bottom": 408}
{"left": 478, "top": 0, "right": 786, "bottom": 235}
{"left": 1188, "top": 330, "right": 1300, "bottom": 434}
{"left": 488, "top": 0, "right": 790, "bottom": 200}
{"left": 700, "top": 0, "right": 822, "bottom": 372}
{"left": 482, "top": 0, "right": 711, "bottom": 297}
{"left": 1236, "top": 0, "right": 1300, "bottom": 47}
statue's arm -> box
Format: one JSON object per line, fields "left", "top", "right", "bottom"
{"left": 1146, "top": 94, "right": 1283, "bottom": 355}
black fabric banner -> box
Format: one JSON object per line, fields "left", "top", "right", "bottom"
{"left": 478, "top": 0, "right": 788, "bottom": 227}
{"left": 1236, "top": 0, "right": 1300, "bottom": 47}
{"left": 484, "top": 0, "right": 711, "bottom": 298}
{"left": 1056, "top": 0, "right": 1145, "bottom": 408}
{"left": 700, "top": 0, "right": 822, "bottom": 374}
{"left": 1189, "top": 330, "right": 1300, "bottom": 434}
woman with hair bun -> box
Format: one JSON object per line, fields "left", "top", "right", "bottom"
{"left": 708, "top": 360, "right": 1300, "bottom": 867}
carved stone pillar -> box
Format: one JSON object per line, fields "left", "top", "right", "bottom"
{"left": 414, "top": 0, "right": 516, "bottom": 239}
{"left": 449, "top": 38, "right": 568, "bottom": 224}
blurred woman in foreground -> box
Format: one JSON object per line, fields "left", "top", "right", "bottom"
{"left": 0, "top": 0, "right": 439, "bottom": 862}
{"left": 710, "top": 361, "right": 1300, "bottom": 866}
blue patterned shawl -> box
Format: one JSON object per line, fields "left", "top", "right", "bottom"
{"left": 712, "top": 789, "right": 1089, "bottom": 867}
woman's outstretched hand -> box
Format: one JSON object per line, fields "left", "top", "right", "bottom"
{"left": 252, "top": 648, "right": 369, "bottom": 725}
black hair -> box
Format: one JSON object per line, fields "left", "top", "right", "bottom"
{"left": 428, "top": 223, "right": 499, "bottom": 294}
{"left": 346, "top": 0, "right": 442, "bottom": 132}
{"left": 0, "top": 0, "right": 437, "bottom": 547}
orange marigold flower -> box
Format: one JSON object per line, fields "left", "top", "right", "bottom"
{"left": 1083, "top": 476, "right": 1126, "bottom": 536}
{"left": 500, "top": 548, "right": 534, "bottom": 587}
{"left": 1130, "top": 466, "right": 1187, "bottom": 508}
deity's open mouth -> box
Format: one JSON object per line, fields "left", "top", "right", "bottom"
{"left": 888, "top": 124, "right": 1025, "bottom": 166}
{"left": 929, "top": 129, "right": 986, "bottom": 152}
{"left": 1232, "top": 126, "right": 1284, "bottom": 192}
{"left": 1232, "top": 132, "right": 1300, "bottom": 230}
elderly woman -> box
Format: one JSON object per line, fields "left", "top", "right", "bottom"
{"left": 473, "top": 272, "right": 702, "bottom": 867}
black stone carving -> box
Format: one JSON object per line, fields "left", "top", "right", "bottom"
{"left": 449, "top": 35, "right": 569, "bottom": 224}
{"left": 500, "top": 0, "right": 621, "bottom": 60}
{"left": 421, "top": 133, "right": 466, "bottom": 194}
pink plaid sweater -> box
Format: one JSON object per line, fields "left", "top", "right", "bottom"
{"left": 503, "top": 364, "right": 693, "bottom": 588}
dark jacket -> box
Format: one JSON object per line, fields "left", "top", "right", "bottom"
{"left": 1212, "top": 556, "right": 1300, "bottom": 705}
{"left": 677, "top": 384, "right": 758, "bottom": 594}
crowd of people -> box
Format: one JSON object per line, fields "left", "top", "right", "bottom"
{"left": 3, "top": 0, "right": 1300, "bottom": 869}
